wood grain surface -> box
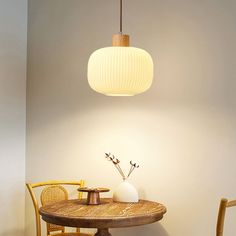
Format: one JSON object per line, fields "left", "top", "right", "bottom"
{"left": 39, "top": 198, "right": 166, "bottom": 229}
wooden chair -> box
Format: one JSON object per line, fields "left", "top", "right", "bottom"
{"left": 26, "top": 180, "right": 92, "bottom": 236}
{"left": 216, "top": 198, "right": 236, "bottom": 236}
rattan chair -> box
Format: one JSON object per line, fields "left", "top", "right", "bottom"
{"left": 26, "top": 180, "right": 92, "bottom": 236}
{"left": 216, "top": 198, "right": 236, "bottom": 236}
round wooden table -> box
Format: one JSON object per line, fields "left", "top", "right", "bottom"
{"left": 39, "top": 198, "right": 167, "bottom": 236}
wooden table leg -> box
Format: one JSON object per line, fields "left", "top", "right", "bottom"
{"left": 95, "top": 228, "right": 112, "bottom": 236}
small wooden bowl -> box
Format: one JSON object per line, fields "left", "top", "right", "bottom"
{"left": 78, "top": 187, "right": 110, "bottom": 205}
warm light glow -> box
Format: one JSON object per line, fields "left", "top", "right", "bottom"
{"left": 87, "top": 47, "right": 153, "bottom": 96}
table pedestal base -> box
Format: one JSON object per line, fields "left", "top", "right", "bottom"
{"left": 95, "top": 228, "right": 112, "bottom": 236}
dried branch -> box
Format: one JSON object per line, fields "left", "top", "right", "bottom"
{"left": 105, "top": 153, "right": 139, "bottom": 180}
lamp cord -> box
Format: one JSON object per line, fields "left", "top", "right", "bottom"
{"left": 119, "top": 0, "right": 123, "bottom": 34}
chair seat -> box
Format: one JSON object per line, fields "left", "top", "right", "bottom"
{"left": 53, "top": 233, "right": 92, "bottom": 236}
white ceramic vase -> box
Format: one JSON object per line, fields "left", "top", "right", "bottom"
{"left": 113, "top": 179, "right": 139, "bottom": 203}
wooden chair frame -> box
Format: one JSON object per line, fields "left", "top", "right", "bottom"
{"left": 26, "top": 180, "right": 85, "bottom": 236}
{"left": 216, "top": 198, "right": 236, "bottom": 236}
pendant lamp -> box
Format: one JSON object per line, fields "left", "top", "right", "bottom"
{"left": 87, "top": 0, "right": 153, "bottom": 96}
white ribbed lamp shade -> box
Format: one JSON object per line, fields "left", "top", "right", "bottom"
{"left": 87, "top": 47, "right": 153, "bottom": 96}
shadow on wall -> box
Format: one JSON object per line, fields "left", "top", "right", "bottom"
{"left": 111, "top": 223, "right": 169, "bottom": 236}
{"left": 2, "top": 230, "right": 25, "bottom": 236}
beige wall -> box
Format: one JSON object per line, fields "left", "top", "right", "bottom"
{"left": 26, "top": 0, "right": 236, "bottom": 236}
{"left": 0, "top": 0, "right": 27, "bottom": 235}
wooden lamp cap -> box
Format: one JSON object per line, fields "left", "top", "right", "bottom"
{"left": 112, "top": 34, "right": 130, "bottom": 47}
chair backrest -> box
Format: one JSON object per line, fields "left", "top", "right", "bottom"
{"left": 26, "top": 180, "right": 85, "bottom": 236}
{"left": 41, "top": 185, "right": 69, "bottom": 235}
{"left": 216, "top": 198, "right": 236, "bottom": 236}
